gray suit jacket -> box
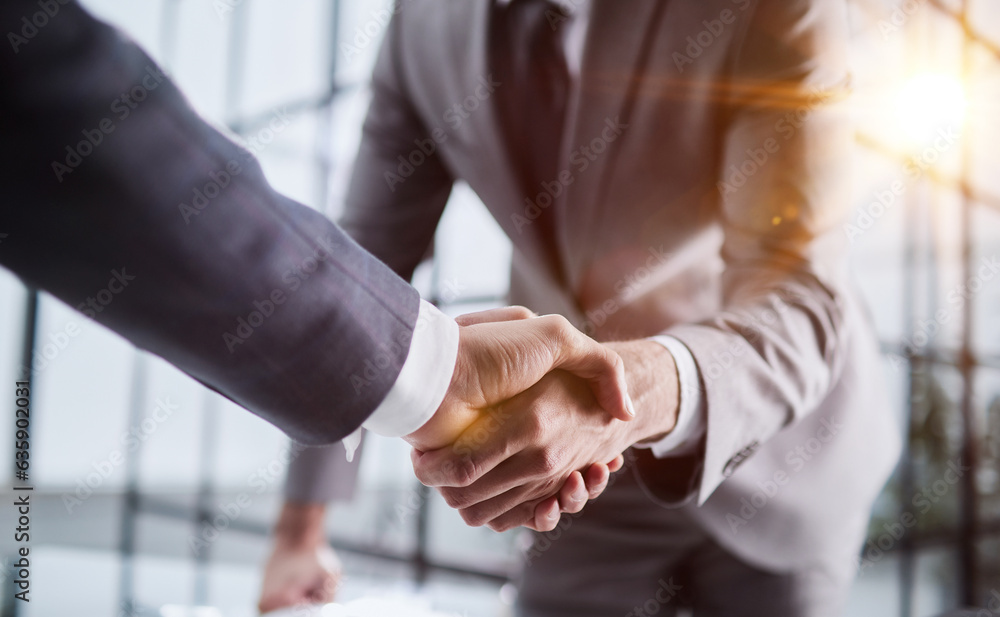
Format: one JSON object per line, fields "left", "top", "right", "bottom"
{"left": 0, "top": 1, "right": 420, "bottom": 445}
{"left": 287, "top": 0, "right": 901, "bottom": 572}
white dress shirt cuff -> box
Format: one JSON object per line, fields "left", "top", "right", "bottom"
{"left": 342, "top": 300, "right": 460, "bottom": 461}
{"left": 632, "top": 335, "right": 706, "bottom": 458}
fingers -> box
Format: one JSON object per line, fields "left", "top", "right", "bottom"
{"left": 531, "top": 496, "right": 561, "bottom": 532}
{"left": 458, "top": 482, "right": 543, "bottom": 528}
{"left": 307, "top": 572, "right": 339, "bottom": 605}
{"left": 436, "top": 452, "right": 541, "bottom": 509}
{"left": 557, "top": 470, "right": 589, "bottom": 514}
{"left": 464, "top": 465, "right": 612, "bottom": 532}
{"left": 537, "top": 315, "right": 635, "bottom": 422}
{"left": 258, "top": 589, "right": 303, "bottom": 614}
{"left": 455, "top": 306, "right": 536, "bottom": 326}
{"left": 516, "top": 467, "right": 607, "bottom": 532}
{"left": 607, "top": 454, "right": 625, "bottom": 473}
{"left": 582, "top": 462, "right": 611, "bottom": 499}
{"left": 475, "top": 493, "right": 551, "bottom": 532}
{"left": 410, "top": 405, "right": 532, "bottom": 489}
{"left": 442, "top": 461, "right": 594, "bottom": 528}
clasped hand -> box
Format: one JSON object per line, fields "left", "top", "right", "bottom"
{"left": 404, "top": 307, "right": 638, "bottom": 532}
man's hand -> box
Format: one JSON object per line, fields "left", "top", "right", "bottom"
{"left": 404, "top": 307, "right": 634, "bottom": 452}
{"left": 403, "top": 307, "right": 635, "bottom": 528}
{"left": 412, "top": 339, "right": 681, "bottom": 531}
{"left": 258, "top": 503, "right": 339, "bottom": 614}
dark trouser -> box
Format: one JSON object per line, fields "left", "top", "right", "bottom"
{"left": 516, "top": 468, "right": 856, "bottom": 617}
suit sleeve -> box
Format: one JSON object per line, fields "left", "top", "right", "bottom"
{"left": 285, "top": 439, "right": 364, "bottom": 503}
{"left": 639, "top": 0, "right": 857, "bottom": 504}
{"left": 0, "top": 0, "right": 421, "bottom": 445}
{"left": 338, "top": 7, "right": 455, "bottom": 279}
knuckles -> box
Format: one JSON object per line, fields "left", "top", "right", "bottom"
{"left": 459, "top": 505, "right": 491, "bottom": 527}
{"left": 413, "top": 454, "right": 475, "bottom": 488}
{"left": 535, "top": 447, "right": 564, "bottom": 477}
{"left": 507, "top": 305, "right": 535, "bottom": 320}
{"left": 487, "top": 517, "right": 520, "bottom": 532}
{"left": 447, "top": 454, "right": 482, "bottom": 488}
{"left": 541, "top": 314, "right": 574, "bottom": 346}
{"left": 521, "top": 406, "right": 548, "bottom": 442}
{"left": 439, "top": 486, "right": 477, "bottom": 510}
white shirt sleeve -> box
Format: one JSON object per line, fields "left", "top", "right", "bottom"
{"left": 631, "top": 335, "right": 706, "bottom": 458}
{"left": 342, "top": 300, "right": 459, "bottom": 460}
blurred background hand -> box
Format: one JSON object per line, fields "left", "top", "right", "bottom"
{"left": 258, "top": 503, "right": 341, "bottom": 614}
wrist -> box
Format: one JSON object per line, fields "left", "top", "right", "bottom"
{"left": 274, "top": 501, "right": 327, "bottom": 549}
{"left": 605, "top": 339, "right": 680, "bottom": 446}
{"left": 404, "top": 328, "right": 479, "bottom": 452}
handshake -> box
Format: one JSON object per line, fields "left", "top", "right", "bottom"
{"left": 258, "top": 307, "right": 681, "bottom": 611}
{"left": 402, "top": 306, "right": 658, "bottom": 532}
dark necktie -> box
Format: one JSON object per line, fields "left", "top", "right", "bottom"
{"left": 491, "top": 0, "right": 570, "bottom": 275}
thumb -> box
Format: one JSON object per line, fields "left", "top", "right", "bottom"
{"left": 455, "top": 306, "right": 536, "bottom": 326}
{"left": 536, "top": 315, "right": 634, "bottom": 421}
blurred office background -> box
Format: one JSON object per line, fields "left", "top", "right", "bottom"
{"left": 0, "top": 0, "right": 998, "bottom": 615}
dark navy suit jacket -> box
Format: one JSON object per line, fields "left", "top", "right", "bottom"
{"left": 0, "top": 0, "right": 418, "bottom": 445}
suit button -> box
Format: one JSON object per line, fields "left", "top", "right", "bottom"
{"left": 722, "top": 441, "right": 760, "bottom": 477}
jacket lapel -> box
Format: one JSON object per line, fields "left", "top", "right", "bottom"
{"left": 557, "top": 0, "right": 667, "bottom": 288}
{"left": 460, "top": 0, "right": 568, "bottom": 287}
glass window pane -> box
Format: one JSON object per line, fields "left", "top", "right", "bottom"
{"left": 434, "top": 185, "right": 513, "bottom": 304}
{"left": 241, "top": 0, "right": 331, "bottom": 119}
{"left": 33, "top": 295, "right": 135, "bottom": 490}
{"left": 134, "top": 355, "right": 207, "bottom": 491}
{"left": 913, "top": 547, "right": 961, "bottom": 616}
